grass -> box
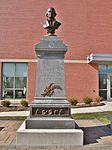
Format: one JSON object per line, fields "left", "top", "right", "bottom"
{"left": 0, "top": 116, "right": 27, "bottom": 120}
{"left": 0, "top": 111, "right": 112, "bottom": 124}
{"left": 72, "top": 111, "right": 112, "bottom": 124}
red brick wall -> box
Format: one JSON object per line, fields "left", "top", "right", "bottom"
{"left": 0, "top": 0, "right": 112, "bottom": 60}
{"left": 0, "top": 0, "right": 112, "bottom": 102}
{"left": 65, "top": 63, "right": 99, "bottom": 102}
{"left": 0, "top": 63, "right": 2, "bottom": 99}
{"left": 27, "top": 62, "right": 37, "bottom": 103}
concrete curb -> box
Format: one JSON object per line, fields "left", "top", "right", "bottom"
{"left": 0, "top": 145, "right": 112, "bottom": 150}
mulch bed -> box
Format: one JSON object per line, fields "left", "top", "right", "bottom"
{"left": 71, "top": 102, "right": 105, "bottom": 108}
{"left": 0, "top": 106, "right": 29, "bottom": 112}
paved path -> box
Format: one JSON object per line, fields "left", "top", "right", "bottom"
{"left": 71, "top": 101, "right": 112, "bottom": 114}
{"left": 0, "top": 120, "right": 22, "bottom": 146}
{"left": 0, "top": 120, "right": 112, "bottom": 149}
{"left": 75, "top": 119, "right": 112, "bottom": 146}
{"left": 0, "top": 111, "right": 29, "bottom": 117}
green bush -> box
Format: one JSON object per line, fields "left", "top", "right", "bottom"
{"left": 69, "top": 97, "right": 78, "bottom": 106}
{"left": 1, "top": 100, "right": 11, "bottom": 107}
{"left": 20, "top": 100, "right": 28, "bottom": 107}
{"left": 83, "top": 96, "right": 93, "bottom": 104}
{"left": 96, "top": 96, "right": 103, "bottom": 103}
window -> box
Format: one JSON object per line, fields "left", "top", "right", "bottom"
{"left": 99, "top": 65, "right": 112, "bottom": 100}
{"left": 2, "top": 63, "right": 27, "bottom": 99}
{"left": 99, "top": 65, "right": 107, "bottom": 99}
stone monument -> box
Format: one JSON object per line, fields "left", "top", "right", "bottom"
{"left": 16, "top": 7, "right": 83, "bottom": 146}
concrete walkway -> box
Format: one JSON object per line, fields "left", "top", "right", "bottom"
{"left": 0, "top": 101, "right": 111, "bottom": 117}
{"left": 0, "top": 110, "right": 29, "bottom": 117}
{"left": 0, "top": 119, "right": 112, "bottom": 149}
{"left": 71, "top": 101, "right": 112, "bottom": 114}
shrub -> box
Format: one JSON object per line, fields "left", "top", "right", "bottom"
{"left": 96, "top": 96, "right": 103, "bottom": 103}
{"left": 83, "top": 96, "right": 93, "bottom": 104}
{"left": 69, "top": 97, "right": 78, "bottom": 106}
{"left": 1, "top": 100, "right": 11, "bottom": 107}
{"left": 20, "top": 100, "right": 28, "bottom": 107}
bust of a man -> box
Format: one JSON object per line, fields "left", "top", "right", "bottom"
{"left": 42, "top": 7, "right": 61, "bottom": 36}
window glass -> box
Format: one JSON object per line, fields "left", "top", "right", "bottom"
{"left": 3, "top": 63, "right": 15, "bottom": 77}
{"left": 2, "top": 63, "right": 27, "bottom": 99}
{"left": 108, "top": 66, "right": 112, "bottom": 73}
{"left": 16, "top": 63, "right": 27, "bottom": 77}
{"left": 99, "top": 65, "right": 107, "bottom": 74}
{"left": 6, "top": 77, "right": 14, "bottom": 88}
{"left": 99, "top": 74, "right": 107, "bottom": 89}
{"left": 99, "top": 65, "right": 107, "bottom": 99}
{"left": 15, "top": 77, "right": 27, "bottom": 88}
{"left": 99, "top": 90, "right": 107, "bottom": 99}
{"left": 99, "top": 65, "right": 112, "bottom": 99}
{"left": 15, "top": 90, "right": 26, "bottom": 99}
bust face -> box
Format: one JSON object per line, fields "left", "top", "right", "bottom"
{"left": 42, "top": 7, "right": 61, "bottom": 35}
{"left": 46, "top": 7, "right": 56, "bottom": 19}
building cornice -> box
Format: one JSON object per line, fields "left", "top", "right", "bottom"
{"left": 87, "top": 54, "right": 112, "bottom": 64}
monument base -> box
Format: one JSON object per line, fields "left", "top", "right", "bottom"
{"left": 16, "top": 121, "right": 83, "bottom": 146}
{"left": 26, "top": 117, "right": 75, "bottom": 129}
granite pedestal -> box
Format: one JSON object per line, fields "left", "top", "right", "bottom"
{"left": 16, "top": 36, "right": 83, "bottom": 146}
{"left": 17, "top": 121, "right": 83, "bottom": 146}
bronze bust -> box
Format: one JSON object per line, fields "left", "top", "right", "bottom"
{"left": 42, "top": 7, "right": 61, "bottom": 36}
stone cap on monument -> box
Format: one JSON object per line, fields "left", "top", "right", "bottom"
{"left": 35, "top": 36, "right": 68, "bottom": 59}
{"left": 35, "top": 36, "right": 67, "bottom": 51}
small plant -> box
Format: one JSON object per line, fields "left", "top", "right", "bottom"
{"left": 96, "top": 96, "right": 103, "bottom": 103}
{"left": 69, "top": 97, "right": 78, "bottom": 106}
{"left": 1, "top": 100, "right": 11, "bottom": 107}
{"left": 83, "top": 96, "right": 93, "bottom": 104}
{"left": 20, "top": 100, "right": 28, "bottom": 107}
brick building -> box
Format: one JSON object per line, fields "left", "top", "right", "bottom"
{"left": 0, "top": 0, "right": 112, "bottom": 102}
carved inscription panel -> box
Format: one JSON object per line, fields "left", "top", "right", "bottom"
{"left": 32, "top": 107, "right": 70, "bottom": 117}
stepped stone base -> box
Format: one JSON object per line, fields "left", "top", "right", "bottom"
{"left": 16, "top": 121, "right": 83, "bottom": 146}
{"left": 26, "top": 117, "right": 75, "bottom": 129}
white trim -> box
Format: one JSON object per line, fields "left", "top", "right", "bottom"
{"left": 107, "top": 74, "right": 112, "bottom": 100}
{"left": 0, "top": 59, "right": 37, "bottom": 63}
{"left": 0, "top": 59, "right": 88, "bottom": 64}
{"left": 64, "top": 60, "right": 88, "bottom": 64}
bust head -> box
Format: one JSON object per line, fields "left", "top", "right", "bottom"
{"left": 42, "top": 7, "right": 61, "bottom": 35}
{"left": 46, "top": 7, "right": 56, "bottom": 19}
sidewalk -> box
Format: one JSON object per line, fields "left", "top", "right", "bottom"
{"left": 71, "top": 101, "right": 112, "bottom": 114}
{"left": 0, "top": 111, "right": 29, "bottom": 117}
{"left": 0, "top": 101, "right": 111, "bottom": 117}
{"left": 0, "top": 119, "right": 112, "bottom": 149}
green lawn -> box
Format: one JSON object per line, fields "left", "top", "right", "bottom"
{"left": 72, "top": 111, "right": 112, "bottom": 124}
{"left": 0, "top": 116, "right": 27, "bottom": 120}
{"left": 0, "top": 111, "right": 112, "bottom": 125}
